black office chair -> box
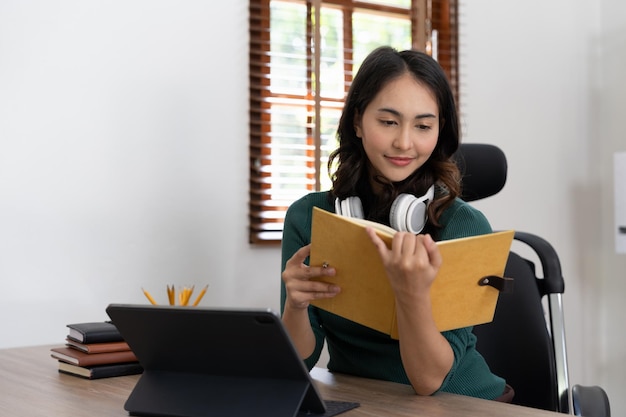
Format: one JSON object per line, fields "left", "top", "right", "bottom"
{"left": 454, "top": 143, "right": 611, "bottom": 416}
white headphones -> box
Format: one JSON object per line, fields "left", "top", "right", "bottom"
{"left": 334, "top": 185, "right": 435, "bottom": 234}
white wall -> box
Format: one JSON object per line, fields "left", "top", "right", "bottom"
{"left": 461, "top": 1, "right": 625, "bottom": 415}
{"left": 597, "top": 1, "right": 626, "bottom": 414}
{"left": 0, "top": 0, "right": 280, "bottom": 345}
{"left": 0, "top": 0, "right": 623, "bottom": 415}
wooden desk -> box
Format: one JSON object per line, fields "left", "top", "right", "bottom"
{"left": 0, "top": 345, "right": 562, "bottom": 417}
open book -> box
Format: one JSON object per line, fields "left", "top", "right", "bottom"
{"left": 309, "top": 207, "right": 514, "bottom": 338}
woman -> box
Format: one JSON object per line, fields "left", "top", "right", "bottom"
{"left": 280, "top": 46, "right": 511, "bottom": 401}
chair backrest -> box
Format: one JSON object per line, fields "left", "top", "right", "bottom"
{"left": 454, "top": 143, "right": 569, "bottom": 413}
{"left": 453, "top": 143, "right": 508, "bottom": 202}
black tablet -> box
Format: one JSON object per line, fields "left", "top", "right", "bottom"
{"left": 106, "top": 304, "right": 358, "bottom": 417}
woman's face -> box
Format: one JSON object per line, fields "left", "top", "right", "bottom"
{"left": 354, "top": 72, "right": 439, "bottom": 188}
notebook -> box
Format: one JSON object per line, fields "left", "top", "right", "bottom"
{"left": 105, "top": 304, "right": 359, "bottom": 417}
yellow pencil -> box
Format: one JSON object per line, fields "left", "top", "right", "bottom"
{"left": 192, "top": 285, "right": 209, "bottom": 306}
{"left": 142, "top": 288, "right": 157, "bottom": 305}
{"left": 167, "top": 285, "right": 175, "bottom": 305}
{"left": 187, "top": 286, "right": 194, "bottom": 305}
{"left": 180, "top": 286, "right": 192, "bottom": 306}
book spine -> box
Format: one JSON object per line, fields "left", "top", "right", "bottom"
{"left": 78, "top": 350, "right": 138, "bottom": 366}
{"left": 65, "top": 339, "right": 131, "bottom": 354}
{"left": 88, "top": 363, "right": 143, "bottom": 379}
{"left": 67, "top": 322, "right": 124, "bottom": 344}
{"left": 68, "top": 331, "right": 124, "bottom": 344}
{"left": 58, "top": 362, "right": 143, "bottom": 379}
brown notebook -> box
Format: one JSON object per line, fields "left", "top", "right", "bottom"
{"left": 65, "top": 338, "right": 131, "bottom": 354}
{"left": 309, "top": 207, "right": 514, "bottom": 338}
{"left": 50, "top": 346, "right": 137, "bottom": 366}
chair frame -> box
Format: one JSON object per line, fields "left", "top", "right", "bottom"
{"left": 514, "top": 232, "right": 572, "bottom": 413}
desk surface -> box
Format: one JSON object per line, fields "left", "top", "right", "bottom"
{"left": 0, "top": 345, "right": 562, "bottom": 417}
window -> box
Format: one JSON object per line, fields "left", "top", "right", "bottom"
{"left": 249, "top": 0, "right": 458, "bottom": 243}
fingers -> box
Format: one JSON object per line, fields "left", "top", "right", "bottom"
{"left": 298, "top": 283, "right": 341, "bottom": 299}
{"left": 367, "top": 228, "right": 441, "bottom": 271}
{"left": 392, "top": 233, "right": 440, "bottom": 262}
{"left": 285, "top": 244, "right": 337, "bottom": 278}
{"left": 286, "top": 244, "right": 311, "bottom": 267}
{"left": 365, "top": 227, "right": 388, "bottom": 254}
{"left": 284, "top": 278, "right": 341, "bottom": 310}
{"left": 283, "top": 244, "right": 340, "bottom": 310}
{"left": 393, "top": 232, "right": 418, "bottom": 256}
{"left": 423, "top": 234, "right": 442, "bottom": 268}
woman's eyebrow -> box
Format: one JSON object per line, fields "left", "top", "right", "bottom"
{"left": 376, "top": 107, "right": 401, "bottom": 116}
{"left": 376, "top": 107, "right": 437, "bottom": 119}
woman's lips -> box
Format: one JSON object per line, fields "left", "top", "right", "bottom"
{"left": 386, "top": 156, "right": 414, "bottom": 167}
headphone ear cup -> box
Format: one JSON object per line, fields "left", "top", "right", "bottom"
{"left": 335, "top": 196, "right": 364, "bottom": 219}
{"left": 390, "top": 193, "right": 429, "bottom": 234}
{"left": 334, "top": 197, "right": 343, "bottom": 215}
{"left": 345, "top": 196, "right": 364, "bottom": 218}
{"left": 389, "top": 193, "right": 414, "bottom": 232}
{"left": 403, "top": 197, "right": 428, "bottom": 234}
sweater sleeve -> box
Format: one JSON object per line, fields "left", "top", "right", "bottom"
{"left": 280, "top": 192, "right": 330, "bottom": 369}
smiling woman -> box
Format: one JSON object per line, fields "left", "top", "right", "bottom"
{"left": 279, "top": 46, "right": 511, "bottom": 401}
{"left": 354, "top": 74, "right": 440, "bottom": 185}
{"left": 248, "top": 0, "right": 459, "bottom": 243}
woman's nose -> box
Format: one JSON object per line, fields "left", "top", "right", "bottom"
{"left": 393, "top": 126, "right": 412, "bottom": 150}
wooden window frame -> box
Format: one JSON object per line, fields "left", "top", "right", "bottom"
{"left": 249, "top": 0, "right": 458, "bottom": 244}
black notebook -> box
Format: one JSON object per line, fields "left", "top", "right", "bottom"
{"left": 106, "top": 304, "right": 359, "bottom": 417}
{"left": 66, "top": 321, "right": 123, "bottom": 344}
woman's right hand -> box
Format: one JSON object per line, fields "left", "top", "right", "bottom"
{"left": 282, "top": 244, "right": 340, "bottom": 359}
{"left": 282, "top": 244, "right": 341, "bottom": 311}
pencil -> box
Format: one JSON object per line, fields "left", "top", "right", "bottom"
{"left": 181, "top": 286, "right": 193, "bottom": 306}
{"left": 192, "top": 285, "right": 209, "bottom": 306}
{"left": 187, "top": 286, "right": 194, "bottom": 305}
{"left": 142, "top": 288, "right": 157, "bottom": 305}
{"left": 167, "top": 285, "right": 175, "bottom": 305}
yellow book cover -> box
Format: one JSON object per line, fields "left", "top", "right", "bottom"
{"left": 309, "top": 207, "right": 514, "bottom": 338}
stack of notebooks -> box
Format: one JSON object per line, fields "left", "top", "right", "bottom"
{"left": 50, "top": 321, "right": 143, "bottom": 379}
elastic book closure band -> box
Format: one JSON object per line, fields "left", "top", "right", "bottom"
{"left": 478, "top": 275, "right": 514, "bottom": 293}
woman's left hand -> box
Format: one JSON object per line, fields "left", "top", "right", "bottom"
{"left": 365, "top": 228, "right": 442, "bottom": 299}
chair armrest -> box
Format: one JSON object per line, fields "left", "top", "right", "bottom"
{"left": 572, "top": 384, "right": 611, "bottom": 417}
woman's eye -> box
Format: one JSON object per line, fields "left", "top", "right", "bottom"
{"left": 379, "top": 119, "right": 397, "bottom": 126}
{"left": 417, "top": 124, "right": 432, "bottom": 131}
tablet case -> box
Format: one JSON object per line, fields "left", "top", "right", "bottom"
{"left": 106, "top": 304, "right": 358, "bottom": 417}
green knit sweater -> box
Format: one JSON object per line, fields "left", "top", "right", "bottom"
{"left": 280, "top": 191, "right": 506, "bottom": 400}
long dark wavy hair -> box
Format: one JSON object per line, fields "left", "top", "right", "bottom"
{"left": 328, "top": 46, "right": 461, "bottom": 231}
